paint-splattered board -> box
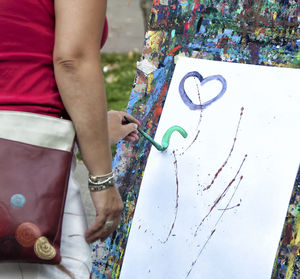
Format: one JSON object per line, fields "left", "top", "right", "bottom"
{"left": 92, "top": 1, "right": 299, "bottom": 278}
{"left": 119, "top": 58, "right": 300, "bottom": 279}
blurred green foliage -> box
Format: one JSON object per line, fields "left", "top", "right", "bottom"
{"left": 103, "top": 51, "right": 140, "bottom": 155}
{"left": 101, "top": 52, "right": 141, "bottom": 111}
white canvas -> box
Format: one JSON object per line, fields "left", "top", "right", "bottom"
{"left": 120, "top": 58, "right": 300, "bottom": 279}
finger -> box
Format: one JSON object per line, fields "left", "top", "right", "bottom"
{"left": 86, "top": 223, "right": 109, "bottom": 243}
{"left": 124, "top": 134, "right": 139, "bottom": 142}
{"left": 89, "top": 217, "right": 120, "bottom": 243}
{"left": 86, "top": 218, "right": 105, "bottom": 236}
{"left": 100, "top": 226, "right": 117, "bottom": 242}
{"left": 130, "top": 130, "right": 139, "bottom": 136}
{"left": 86, "top": 204, "right": 122, "bottom": 243}
{"left": 124, "top": 130, "right": 138, "bottom": 139}
{"left": 121, "top": 123, "right": 138, "bottom": 137}
{"left": 85, "top": 215, "right": 106, "bottom": 242}
{"left": 99, "top": 218, "right": 120, "bottom": 242}
{"left": 121, "top": 112, "right": 140, "bottom": 126}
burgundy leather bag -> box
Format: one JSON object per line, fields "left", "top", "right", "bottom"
{"left": 0, "top": 111, "right": 75, "bottom": 264}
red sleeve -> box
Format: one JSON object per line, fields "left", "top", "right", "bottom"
{"left": 100, "top": 17, "right": 108, "bottom": 49}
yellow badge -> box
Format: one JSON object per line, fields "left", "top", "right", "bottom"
{"left": 34, "top": 236, "right": 56, "bottom": 260}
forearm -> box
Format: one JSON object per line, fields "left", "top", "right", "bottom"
{"left": 54, "top": 56, "right": 112, "bottom": 175}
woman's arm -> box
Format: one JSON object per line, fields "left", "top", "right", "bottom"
{"left": 53, "top": 0, "right": 122, "bottom": 243}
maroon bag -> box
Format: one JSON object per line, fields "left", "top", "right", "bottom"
{"left": 0, "top": 111, "right": 75, "bottom": 264}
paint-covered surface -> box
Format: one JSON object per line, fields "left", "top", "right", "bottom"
{"left": 118, "top": 57, "right": 300, "bottom": 279}
{"left": 272, "top": 166, "right": 300, "bottom": 279}
{"left": 92, "top": 0, "right": 299, "bottom": 278}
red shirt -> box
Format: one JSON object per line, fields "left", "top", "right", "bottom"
{"left": 0, "top": 0, "right": 108, "bottom": 118}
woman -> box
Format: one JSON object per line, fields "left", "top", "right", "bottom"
{"left": 0, "top": 0, "right": 138, "bottom": 277}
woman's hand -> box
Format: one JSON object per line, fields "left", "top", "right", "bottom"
{"left": 108, "top": 110, "right": 139, "bottom": 145}
{"left": 85, "top": 186, "right": 123, "bottom": 243}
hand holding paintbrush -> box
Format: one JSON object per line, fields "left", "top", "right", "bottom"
{"left": 108, "top": 110, "right": 139, "bottom": 145}
{"left": 123, "top": 116, "right": 188, "bottom": 151}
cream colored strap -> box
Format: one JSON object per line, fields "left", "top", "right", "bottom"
{"left": 0, "top": 111, "right": 75, "bottom": 152}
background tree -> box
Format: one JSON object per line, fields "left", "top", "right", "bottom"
{"left": 140, "top": 0, "right": 153, "bottom": 32}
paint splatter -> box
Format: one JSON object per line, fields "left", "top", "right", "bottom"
{"left": 203, "top": 107, "right": 244, "bottom": 191}
{"left": 194, "top": 154, "right": 247, "bottom": 238}
{"left": 186, "top": 168, "right": 246, "bottom": 278}
{"left": 159, "top": 150, "right": 180, "bottom": 243}
{"left": 178, "top": 74, "right": 204, "bottom": 155}
{"left": 152, "top": 106, "right": 246, "bottom": 249}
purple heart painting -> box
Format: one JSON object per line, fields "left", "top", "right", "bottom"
{"left": 179, "top": 71, "right": 227, "bottom": 110}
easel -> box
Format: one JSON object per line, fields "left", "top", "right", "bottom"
{"left": 94, "top": 1, "right": 299, "bottom": 278}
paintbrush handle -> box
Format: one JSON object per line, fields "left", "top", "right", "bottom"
{"left": 123, "top": 116, "right": 163, "bottom": 149}
{"left": 123, "top": 116, "right": 188, "bottom": 151}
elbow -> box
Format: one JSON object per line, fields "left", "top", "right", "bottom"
{"left": 53, "top": 46, "right": 102, "bottom": 83}
{"left": 53, "top": 53, "right": 101, "bottom": 73}
{"left": 53, "top": 53, "right": 83, "bottom": 73}
{"left": 53, "top": 47, "right": 100, "bottom": 73}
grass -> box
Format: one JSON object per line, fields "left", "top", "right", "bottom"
{"left": 103, "top": 52, "right": 141, "bottom": 155}
{"left": 101, "top": 52, "right": 141, "bottom": 111}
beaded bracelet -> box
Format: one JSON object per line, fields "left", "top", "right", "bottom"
{"left": 88, "top": 172, "right": 115, "bottom": 192}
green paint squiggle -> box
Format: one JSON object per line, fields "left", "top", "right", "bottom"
{"left": 139, "top": 126, "right": 188, "bottom": 151}
{"left": 123, "top": 117, "right": 188, "bottom": 151}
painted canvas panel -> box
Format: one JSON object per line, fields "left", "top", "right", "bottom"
{"left": 119, "top": 58, "right": 300, "bottom": 279}
{"left": 93, "top": 1, "right": 299, "bottom": 277}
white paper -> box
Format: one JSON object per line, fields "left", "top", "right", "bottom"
{"left": 120, "top": 58, "right": 300, "bottom": 279}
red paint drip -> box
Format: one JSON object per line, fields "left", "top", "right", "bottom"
{"left": 187, "top": 169, "right": 246, "bottom": 278}
{"left": 160, "top": 150, "right": 180, "bottom": 244}
{"left": 179, "top": 77, "right": 204, "bottom": 156}
{"left": 218, "top": 203, "right": 241, "bottom": 211}
{"left": 194, "top": 154, "right": 247, "bottom": 237}
{"left": 185, "top": 229, "right": 216, "bottom": 278}
{"left": 203, "top": 107, "right": 244, "bottom": 191}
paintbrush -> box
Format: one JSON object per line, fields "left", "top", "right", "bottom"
{"left": 123, "top": 116, "right": 188, "bottom": 151}
{"left": 123, "top": 116, "right": 163, "bottom": 150}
